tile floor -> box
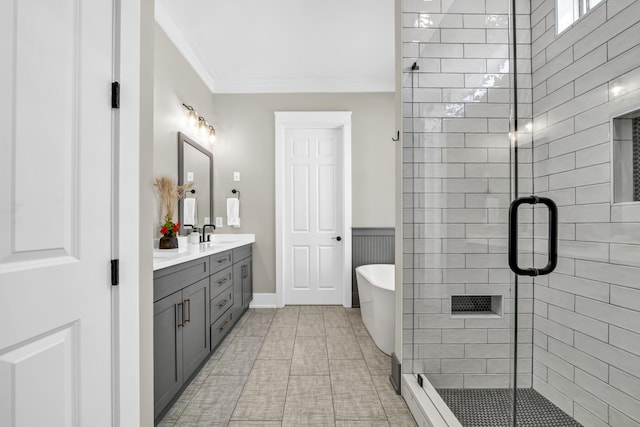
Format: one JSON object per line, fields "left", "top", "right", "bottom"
{"left": 158, "top": 305, "right": 417, "bottom": 427}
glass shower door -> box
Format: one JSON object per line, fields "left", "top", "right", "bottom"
{"left": 402, "top": 0, "right": 524, "bottom": 419}
{"left": 403, "top": 0, "right": 640, "bottom": 425}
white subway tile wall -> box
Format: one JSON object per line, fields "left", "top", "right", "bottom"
{"left": 403, "top": 0, "right": 640, "bottom": 424}
{"left": 531, "top": 0, "right": 640, "bottom": 424}
{"left": 401, "top": 0, "right": 535, "bottom": 391}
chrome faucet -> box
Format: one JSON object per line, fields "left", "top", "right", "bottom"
{"left": 201, "top": 224, "right": 216, "bottom": 242}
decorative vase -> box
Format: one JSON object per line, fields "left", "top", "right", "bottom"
{"left": 159, "top": 234, "right": 178, "bottom": 249}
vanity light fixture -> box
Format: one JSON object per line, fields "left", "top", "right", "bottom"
{"left": 182, "top": 103, "right": 198, "bottom": 126}
{"left": 182, "top": 103, "right": 217, "bottom": 145}
{"left": 198, "top": 116, "right": 208, "bottom": 136}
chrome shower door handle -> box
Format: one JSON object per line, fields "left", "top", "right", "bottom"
{"left": 508, "top": 196, "right": 558, "bottom": 276}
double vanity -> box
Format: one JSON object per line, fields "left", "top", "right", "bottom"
{"left": 152, "top": 234, "right": 255, "bottom": 420}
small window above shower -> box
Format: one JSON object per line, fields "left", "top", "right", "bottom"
{"left": 557, "top": 0, "right": 604, "bottom": 33}
{"left": 612, "top": 109, "right": 640, "bottom": 204}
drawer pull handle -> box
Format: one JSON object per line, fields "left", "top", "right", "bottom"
{"left": 184, "top": 299, "right": 191, "bottom": 324}
{"left": 177, "top": 303, "right": 184, "bottom": 327}
{"left": 217, "top": 277, "right": 228, "bottom": 286}
{"left": 218, "top": 299, "right": 229, "bottom": 308}
{"left": 218, "top": 320, "right": 229, "bottom": 331}
{"left": 217, "top": 258, "right": 227, "bottom": 264}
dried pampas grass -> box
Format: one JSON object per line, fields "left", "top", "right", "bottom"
{"left": 154, "top": 177, "right": 193, "bottom": 222}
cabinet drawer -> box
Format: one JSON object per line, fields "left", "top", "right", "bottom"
{"left": 233, "top": 245, "right": 252, "bottom": 263}
{"left": 210, "top": 251, "right": 232, "bottom": 274}
{"left": 209, "top": 267, "right": 232, "bottom": 298}
{"left": 210, "top": 285, "right": 233, "bottom": 324}
{"left": 154, "top": 257, "right": 210, "bottom": 302}
{"left": 211, "top": 310, "right": 233, "bottom": 351}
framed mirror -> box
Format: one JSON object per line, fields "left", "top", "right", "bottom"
{"left": 178, "top": 132, "right": 213, "bottom": 230}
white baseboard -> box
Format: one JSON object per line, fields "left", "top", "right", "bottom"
{"left": 249, "top": 293, "right": 281, "bottom": 308}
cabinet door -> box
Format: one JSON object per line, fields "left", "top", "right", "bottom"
{"left": 242, "top": 256, "right": 253, "bottom": 309}
{"left": 182, "top": 278, "right": 210, "bottom": 381}
{"left": 232, "top": 261, "right": 244, "bottom": 322}
{"left": 154, "top": 291, "right": 184, "bottom": 419}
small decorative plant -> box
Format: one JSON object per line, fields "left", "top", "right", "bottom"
{"left": 154, "top": 177, "right": 192, "bottom": 248}
{"left": 160, "top": 216, "right": 180, "bottom": 238}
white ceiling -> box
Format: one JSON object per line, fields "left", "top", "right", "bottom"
{"left": 155, "top": 0, "right": 395, "bottom": 94}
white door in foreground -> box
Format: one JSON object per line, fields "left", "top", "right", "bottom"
{"left": 285, "top": 127, "right": 344, "bottom": 305}
{"left": 0, "top": 1, "right": 115, "bottom": 425}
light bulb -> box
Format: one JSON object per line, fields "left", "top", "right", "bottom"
{"left": 198, "top": 117, "right": 208, "bottom": 136}
{"left": 209, "top": 126, "right": 216, "bottom": 143}
{"left": 188, "top": 110, "right": 198, "bottom": 126}
{"left": 183, "top": 104, "right": 198, "bottom": 127}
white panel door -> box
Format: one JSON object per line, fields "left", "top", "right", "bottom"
{"left": 285, "top": 128, "right": 343, "bottom": 304}
{"left": 0, "top": 1, "right": 114, "bottom": 426}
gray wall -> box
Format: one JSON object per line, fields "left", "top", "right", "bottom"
{"left": 531, "top": 0, "right": 640, "bottom": 424}
{"left": 210, "top": 93, "right": 396, "bottom": 294}
{"left": 154, "top": 25, "right": 218, "bottom": 233}
{"left": 154, "top": 25, "right": 396, "bottom": 294}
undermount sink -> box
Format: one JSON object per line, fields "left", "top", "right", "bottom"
{"left": 210, "top": 237, "right": 239, "bottom": 244}
{"left": 153, "top": 250, "right": 179, "bottom": 258}
{"left": 209, "top": 235, "right": 246, "bottom": 245}
{"left": 198, "top": 237, "right": 241, "bottom": 248}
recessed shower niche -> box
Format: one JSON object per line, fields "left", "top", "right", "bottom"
{"left": 450, "top": 295, "right": 503, "bottom": 318}
{"left": 613, "top": 109, "right": 640, "bottom": 203}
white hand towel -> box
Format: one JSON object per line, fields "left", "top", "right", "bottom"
{"left": 183, "top": 198, "right": 197, "bottom": 226}
{"left": 227, "top": 198, "right": 240, "bottom": 227}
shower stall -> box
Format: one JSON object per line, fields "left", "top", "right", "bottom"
{"left": 400, "top": 0, "right": 640, "bottom": 425}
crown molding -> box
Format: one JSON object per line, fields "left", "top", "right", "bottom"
{"left": 213, "top": 76, "right": 394, "bottom": 94}
{"left": 155, "top": 1, "right": 217, "bottom": 94}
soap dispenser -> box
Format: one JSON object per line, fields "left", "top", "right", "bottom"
{"left": 189, "top": 229, "right": 200, "bottom": 244}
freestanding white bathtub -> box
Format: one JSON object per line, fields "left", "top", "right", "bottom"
{"left": 355, "top": 264, "right": 395, "bottom": 355}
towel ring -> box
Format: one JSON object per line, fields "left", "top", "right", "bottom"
{"left": 231, "top": 189, "right": 240, "bottom": 200}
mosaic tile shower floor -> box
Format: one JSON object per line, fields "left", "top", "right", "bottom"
{"left": 437, "top": 388, "right": 583, "bottom": 427}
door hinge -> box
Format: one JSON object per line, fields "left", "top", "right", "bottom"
{"left": 111, "top": 259, "right": 119, "bottom": 286}
{"left": 417, "top": 375, "right": 423, "bottom": 387}
{"left": 111, "top": 81, "right": 120, "bottom": 109}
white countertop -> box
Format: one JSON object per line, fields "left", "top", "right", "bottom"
{"left": 153, "top": 234, "right": 255, "bottom": 271}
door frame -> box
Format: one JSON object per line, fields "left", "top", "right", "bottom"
{"left": 113, "top": 0, "right": 152, "bottom": 424}
{"left": 275, "top": 111, "right": 352, "bottom": 308}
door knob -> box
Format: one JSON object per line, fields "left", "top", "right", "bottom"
{"left": 332, "top": 236, "right": 342, "bottom": 241}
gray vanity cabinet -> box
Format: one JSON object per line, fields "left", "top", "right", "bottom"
{"left": 153, "top": 290, "right": 183, "bottom": 419}
{"left": 153, "top": 257, "right": 210, "bottom": 420}
{"left": 154, "top": 245, "right": 253, "bottom": 421}
{"left": 181, "top": 279, "right": 211, "bottom": 380}
{"left": 232, "top": 245, "right": 253, "bottom": 321}
{"left": 232, "top": 261, "right": 243, "bottom": 323}
{"left": 241, "top": 257, "right": 253, "bottom": 309}
{"left": 153, "top": 278, "right": 210, "bottom": 419}
{"left": 209, "top": 253, "right": 234, "bottom": 352}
